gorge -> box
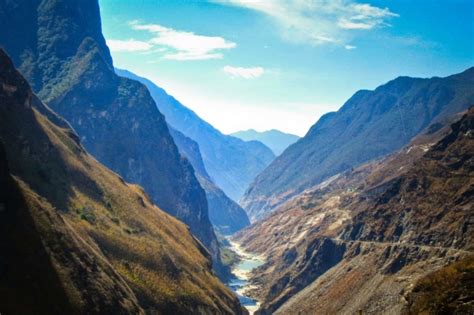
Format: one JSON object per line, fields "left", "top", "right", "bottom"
{"left": 0, "top": 0, "right": 473, "bottom": 314}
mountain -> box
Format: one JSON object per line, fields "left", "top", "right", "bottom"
{"left": 241, "top": 68, "right": 474, "bottom": 221}
{"left": 169, "top": 127, "right": 250, "bottom": 235}
{"left": 233, "top": 108, "right": 474, "bottom": 314}
{"left": 115, "top": 68, "right": 275, "bottom": 201}
{"left": 0, "top": 0, "right": 225, "bottom": 276}
{"left": 0, "top": 48, "right": 245, "bottom": 314}
{"left": 231, "top": 129, "right": 299, "bottom": 156}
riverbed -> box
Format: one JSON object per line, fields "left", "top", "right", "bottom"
{"left": 226, "top": 240, "right": 265, "bottom": 314}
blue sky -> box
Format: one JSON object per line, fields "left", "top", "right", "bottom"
{"left": 99, "top": 0, "right": 474, "bottom": 136}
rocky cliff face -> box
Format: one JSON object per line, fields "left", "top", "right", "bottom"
{"left": 0, "top": 0, "right": 113, "bottom": 94}
{"left": 170, "top": 127, "right": 250, "bottom": 235}
{"left": 241, "top": 69, "right": 474, "bottom": 221}
{"left": 0, "top": 48, "right": 245, "bottom": 314}
{"left": 234, "top": 108, "right": 473, "bottom": 314}
{"left": 0, "top": 0, "right": 223, "bottom": 273}
{"left": 116, "top": 68, "right": 275, "bottom": 201}
{"left": 199, "top": 175, "right": 251, "bottom": 235}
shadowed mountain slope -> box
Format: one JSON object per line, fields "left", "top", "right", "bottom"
{"left": 0, "top": 0, "right": 225, "bottom": 274}
{"left": 231, "top": 129, "right": 299, "bottom": 156}
{"left": 0, "top": 48, "right": 245, "bottom": 315}
{"left": 241, "top": 68, "right": 474, "bottom": 221}
{"left": 169, "top": 127, "right": 250, "bottom": 235}
{"left": 115, "top": 68, "right": 275, "bottom": 201}
{"left": 234, "top": 108, "right": 473, "bottom": 314}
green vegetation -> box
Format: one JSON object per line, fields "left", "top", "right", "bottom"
{"left": 220, "top": 245, "right": 241, "bottom": 267}
{"left": 216, "top": 233, "right": 241, "bottom": 267}
{"left": 76, "top": 205, "right": 97, "bottom": 224}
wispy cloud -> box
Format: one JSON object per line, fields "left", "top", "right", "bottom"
{"left": 139, "top": 47, "right": 168, "bottom": 55}
{"left": 216, "top": 0, "right": 398, "bottom": 47}
{"left": 223, "top": 66, "right": 265, "bottom": 79}
{"left": 106, "top": 39, "right": 153, "bottom": 52}
{"left": 344, "top": 45, "right": 357, "bottom": 50}
{"left": 128, "top": 21, "right": 236, "bottom": 60}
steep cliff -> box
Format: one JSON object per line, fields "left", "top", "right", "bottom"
{"left": 0, "top": 48, "right": 245, "bottom": 314}
{"left": 169, "top": 127, "right": 250, "bottom": 235}
{"left": 0, "top": 0, "right": 222, "bottom": 271}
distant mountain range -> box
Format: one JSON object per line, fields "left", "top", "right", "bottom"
{"left": 0, "top": 48, "right": 244, "bottom": 314}
{"left": 116, "top": 68, "right": 275, "bottom": 201}
{"left": 241, "top": 68, "right": 474, "bottom": 221}
{"left": 231, "top": 129, "right": 300, "bottom": 156}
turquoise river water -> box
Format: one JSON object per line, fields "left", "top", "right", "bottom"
{"left": 226, "top": 240, "right": 265, "bottom": 314}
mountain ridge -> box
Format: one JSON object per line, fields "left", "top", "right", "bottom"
{"left": 231, "top": 129, "right": 299, "bottom": 156}
{"left": 241, "top": 67, "right": 474, "bottom": 221}
{"left": 115, "top": 68, "right": 275, "bottom": 201}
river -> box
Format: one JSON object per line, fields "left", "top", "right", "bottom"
{"left": 227, "top": 240, "right": 265, "bottom": 314}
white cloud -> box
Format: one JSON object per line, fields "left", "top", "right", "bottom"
{"left": 106, "top": 39, "right": 153, "bottom": 52}
{"left": 344, "top": 45, "right": 357, "bottom": 50}
{"left": 338, "top": 19, "right": 373, "bottom": 30}
{"left": 223, "top": 66, "right": 265, "bottom": 79}
{"left": 338, "top": 4, "right": 397, "bottom": 29}
{"left": 139, "top": 47, "right": 168, "bottom": 55}
{"left": 216, "top": 0, "right": 398, "bottom": 47}
{"left": 129, "top": 21, "right": 236, "bottom": 60}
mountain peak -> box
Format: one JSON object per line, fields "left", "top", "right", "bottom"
{"left": 231, "top": 129, "right": 300, "bottom": 156}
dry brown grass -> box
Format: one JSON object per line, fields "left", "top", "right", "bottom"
{"left": 406, "top": 256, "right": 474, "bottom": 315}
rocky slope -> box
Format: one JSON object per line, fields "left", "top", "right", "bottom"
{"left": 0, "top": 0, "right": 224, "bottom": 274}
{"left": 116, "top": 68, "right": 275, "bottom": 201}
{"left": 0, "top": 48, "right": 245, "bottom": 314}
{"left": 241, "top": 68, "right": 474, "bottom": 221}
{"left": 170, "top": 127, "right": 250, "bottom": 235}
{"left": 231, "top": 129, "right": 299, "bottom": 156}
{"left": 234, "top": 108, "right": 473, "bottom": 314}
